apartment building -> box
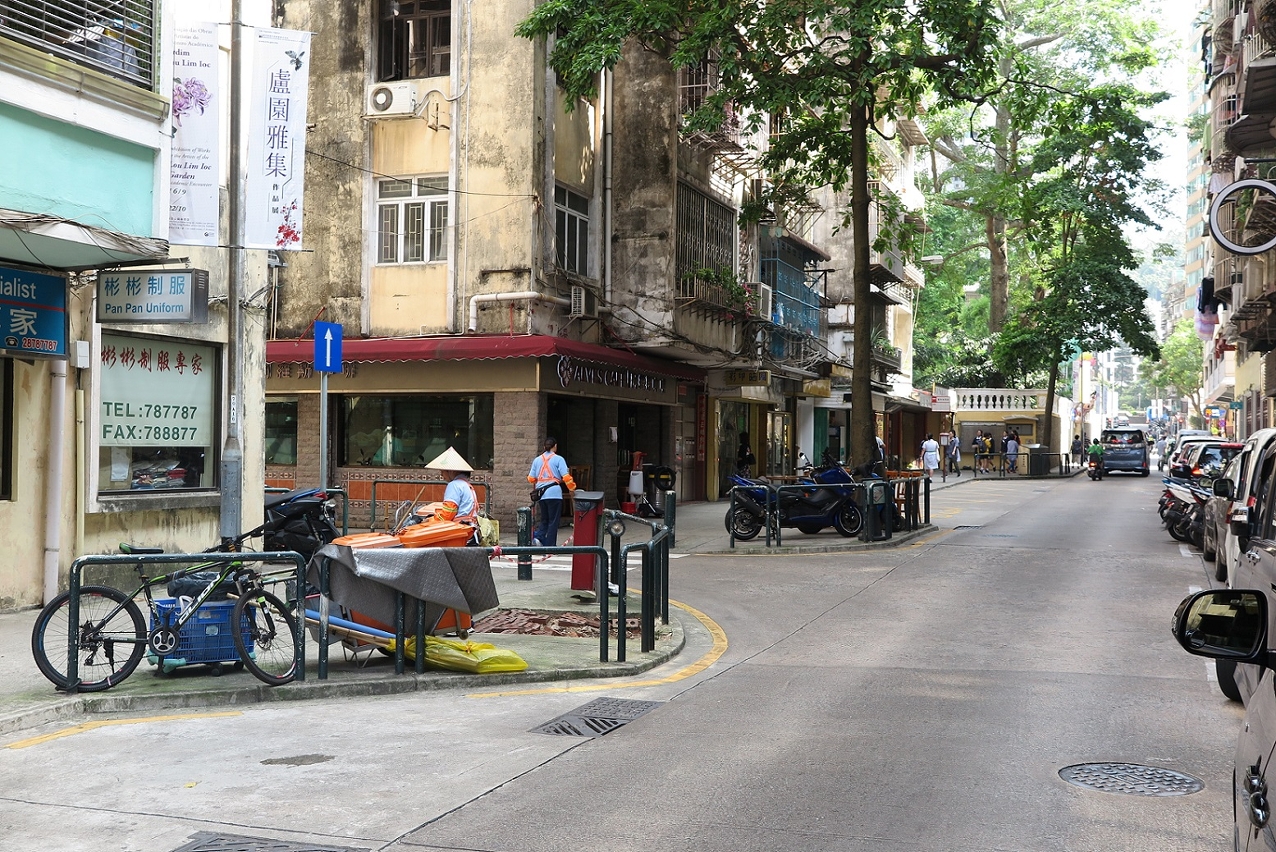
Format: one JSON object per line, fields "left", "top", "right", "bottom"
{"left": 267, "top": 1, "right": 932, "bottom": 524}
{"left": 0, "top": 3, "right": 276, "bottom": 605}
{"left": 1204, "top": 0, "right": 1276, "bottom": 438}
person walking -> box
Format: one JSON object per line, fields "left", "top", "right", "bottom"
{"left": 947, "top": 431, "right": 961, "bottom": 477}
{"left": 920, "top": 433, "right": 941, "bottom": 482}
{"left": 528, "top": 437, "right": 576, "bottom": 547}
{"left": 1006, "top": 431, "right": 1020, "bottom": 474}
{"left": 1071, "top": 434, "right": 1083, "bottom": 466}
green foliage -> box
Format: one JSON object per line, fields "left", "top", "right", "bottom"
{"left": 1141, "top": 318, "right": 1205, "bottom": 419}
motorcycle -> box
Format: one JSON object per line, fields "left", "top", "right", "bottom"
{"left": 1164, "top": 480, "right": 1207, "bottom": 546}
{"left": 1087, "top": 457, "right": 1102, "bottom": 480}
{"left": 725, "top": 451, "right": 863, "bottom": 540}
{"left": 261, "top": 487, "right": 341, "bottom": 560}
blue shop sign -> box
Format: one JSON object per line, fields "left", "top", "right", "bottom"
{"left": 0, "top": 266, "right": 67, "bottom": 359}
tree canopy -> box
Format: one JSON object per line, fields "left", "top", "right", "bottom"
{"left": 518, "top": 0, "right": 1004, "bottom": 466}
{"left": 1141, "top": 318, "right": 1205, "bottom": 427}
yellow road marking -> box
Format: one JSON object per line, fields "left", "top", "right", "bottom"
{"left": 6, "top": 711, "right": 241, "bottom": 750}
{"left": 466, "top": 597, "right": 728, "bottom": 699}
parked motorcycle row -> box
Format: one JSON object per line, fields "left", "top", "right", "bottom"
{"left": 1155, "top": 433, "right": 1241, "bottom": 552}
{"left": 725, "top": 449, "right": 898, "bottom": 541}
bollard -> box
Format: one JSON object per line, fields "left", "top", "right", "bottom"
{"left": 516, "top": 506, "right": 533, "bottom": 580}
{"left": 665, "top": 491, "right": 676, "bottom": 548}
{"left": 923, "top": 477, "right": 931, "bottom": 524}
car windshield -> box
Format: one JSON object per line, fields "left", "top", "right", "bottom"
{"left": 1195, "top": 445, "right": 1241, "bottom": 469}
{"left": 1101, "top": 430, "right": 1145, "bottom": 445}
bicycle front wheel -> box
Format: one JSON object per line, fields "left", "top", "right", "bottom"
{"left": 232, "top": 590, "right": 299, "bottom": 686}
{"left": 31, "top": 585, "right": 146, "bottom": 692}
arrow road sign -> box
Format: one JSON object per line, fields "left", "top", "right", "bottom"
{"left": 313, "top": 321, "right": 343, "bottom": 373}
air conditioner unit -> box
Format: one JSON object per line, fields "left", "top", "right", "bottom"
{"left": 743, "top": 281, "right": 773, "bottom": 322}
{"left": 569, "top": 285, "right": 597, "bottom": 318}
{"left": 366, "top": 81, "right": 419, "bottom": 117}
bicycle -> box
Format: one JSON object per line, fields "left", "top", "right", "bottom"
{"left": 30, "top": 527, "right": 301, "bottom": 692}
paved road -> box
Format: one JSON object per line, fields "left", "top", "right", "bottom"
{"left": 0, "top": 474, "right": 1241, "bottom": 851}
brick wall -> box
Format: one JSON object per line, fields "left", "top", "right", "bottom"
{"left": 491, "top": 391, "right": 546, "bottom": 528}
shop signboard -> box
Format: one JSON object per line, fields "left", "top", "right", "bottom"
{"left": 96, "top": 269, "right": 209, "bottom": 324}
{"left": 724, "top": 369, "right": 771, "bottom": 386}
{"left": 0, "top": 266, "right": 67, "bottom": 359}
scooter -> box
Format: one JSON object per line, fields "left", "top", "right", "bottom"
{"left": 261, "top": 487, "right": 341, "bottom": 560}
{"left": 1164, "top": 480, "right": 1206, "bottom": 546}
{"left": 1087, "top": 457, "right": 1103, "bottom": 480}
{"left": 725, "top": 454, "right": 863, "bottom": 540}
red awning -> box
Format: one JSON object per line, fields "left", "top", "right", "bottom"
{"left": 266, "top": 334, "right": 705, "bottom": 381}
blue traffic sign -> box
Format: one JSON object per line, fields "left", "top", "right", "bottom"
{"left": 313, "top": 321, "right": 342, "bottom": 373}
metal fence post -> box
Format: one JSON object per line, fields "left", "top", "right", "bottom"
{"left": 924, "top": 477, "right": 931, "bottom": 524}
{"left": 516, "top": 506, "right": 533, "bottom": 580}
{"left": 664, "top": 491, "right": 676, "bottom": 547}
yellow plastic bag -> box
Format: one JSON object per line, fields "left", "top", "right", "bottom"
{"left": 476, "top": 515, "right": 500, "bottom": 547}
{"left": 390, "top": 634, "right": 528, "bottom": 674}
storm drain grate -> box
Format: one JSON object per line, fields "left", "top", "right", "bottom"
{"left": 982, "top": 533, "right": 1018, "bottom": 538}
{"left": 953, "top": 525, "right": 982, "bottom": 530}
{"left": 169, "top": 832, "right": 368, "bottom": 852}
{"left": 1059, "top": 763, "right": 1204, "bottom": 797}
{"left": 531, "top": 697, "right": 662, "bottom": 737}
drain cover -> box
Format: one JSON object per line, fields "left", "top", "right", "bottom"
{"left": 531, "top": 697, "right": 661, "bottom": 737}
{"left": 170, "top": 832, "right": 368, "bottom": 851}
{"left": 1059, "top": 763, "right": 1204, "bottom": 796}
{"left": 953, "top": 525, "right": 982, "bottom": 530}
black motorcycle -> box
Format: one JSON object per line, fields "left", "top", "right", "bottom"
{"left": 261, "top": 487, "right": 341, "bottom": 560}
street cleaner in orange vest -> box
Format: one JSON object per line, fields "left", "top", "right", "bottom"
{"left": 528, "top": 437, "right": 575, "bottom": 546}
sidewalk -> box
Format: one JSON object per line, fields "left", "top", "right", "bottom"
{"left": 0, "top": 480, "right": 978, "bottom": 737}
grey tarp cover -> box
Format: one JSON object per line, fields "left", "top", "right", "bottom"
{"left": 309, "top": 544, "right": 499, "bottom": 631}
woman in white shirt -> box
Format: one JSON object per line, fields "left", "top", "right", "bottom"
{"left": 920, "top": 434, "right": 941, "bottom": 482}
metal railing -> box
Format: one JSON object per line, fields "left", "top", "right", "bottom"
{"left": 63, "top": 549, "right": 309, "bottom": 692}
{"left": 969, "top": 452, "right": 1076, "bottom": 477}
{"left": 727, "top": 477, "right": 929, "bottom": 548}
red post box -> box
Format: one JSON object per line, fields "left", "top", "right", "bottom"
{"left": 570, "top": 491, "right": 606, "bottom": 591}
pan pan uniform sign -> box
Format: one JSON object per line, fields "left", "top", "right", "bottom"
{"left": 97, "top": 269, "right": 209, "bottom": 323}
{"left": 0, "top": 266, "right": 67, "bottom": 358}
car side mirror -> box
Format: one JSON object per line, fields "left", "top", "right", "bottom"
{"left": 1172, "top": 589, "right": 1268, "bottom": 663}
{"left": 1214, "top": 478, "right": 1235, "bottom": 499}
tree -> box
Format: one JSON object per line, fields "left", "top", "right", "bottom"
{"left": 1141, "top": 318, "right": 1205, "bottom": 428}
{"left": 991, "top": 84, "right": 1162, "bottom": 451}
{"left": 516, "top": 1, "right": 1002, "bottom": 468}
{"left": 924, "top": 0, "right": 1166, "bottom": 334}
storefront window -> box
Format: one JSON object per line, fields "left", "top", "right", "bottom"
{"left": 265, "top": 398, "right": 298, "bottom": 465}
{"left": 340, "top": 394, "right": 493, "bottom": 468}
{"left": 97, "top": 333, "right": 217, "bottom": 492}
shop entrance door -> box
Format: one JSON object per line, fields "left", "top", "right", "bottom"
{"left": 767, "top": 410, "right": 792, "bottom": 476}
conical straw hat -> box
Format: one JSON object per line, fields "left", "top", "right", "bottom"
{"left": 426, "top": 446, "right": 472, "bottom": 472}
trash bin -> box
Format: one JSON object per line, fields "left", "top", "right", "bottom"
{"left": 646, "top": 465, "right": 676, "bottom": 515}
{"left": 571, "top": 491, "right": 607, "bottom": 591}
{"left": 1027, "top": 444, "right": 1048, "bottom": 476}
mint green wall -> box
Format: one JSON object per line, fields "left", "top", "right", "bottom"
{"left": 0, "top": 103, "right": 156, "bottom": 237}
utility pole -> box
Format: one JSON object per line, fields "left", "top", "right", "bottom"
{"left": 220, "top": 0, "right": 245, "bottom": 545}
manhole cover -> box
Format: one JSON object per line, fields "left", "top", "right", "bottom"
{"left": 1059, "top": 763, "right": 1204, "bottom": 796}
{"left": 531, "top": 697, "right": 661, "bottom": 737}
{"left": 170, "top": 832, "right": 368, "bottom": 851}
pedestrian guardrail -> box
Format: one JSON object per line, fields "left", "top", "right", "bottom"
{"left": 64, "top": 550, "right": 309, "bottom": 691}
{"left": 970, "top": 452, "right": 1076, "bottom": 478}
{"left": 727, "top": 476, "right": 929, "bottom": 548}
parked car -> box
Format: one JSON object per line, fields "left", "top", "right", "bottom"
{"left": 1164, "top": 433, "right": 1222, "bottom": 478}
{"left": 1172, "top": 588, "right": 1276, "bottom": 846}
{"left": 1174, "top": 441, "right": 1241, "bottom": 484}
{"left": 1098, "top": 427, "right": 1149, "bottom": 475}
{"left": 1164, "top": 430, "right": 1212, "bottom": 466}
{"left": 1212, "top": 433, "right": 1276, "bottom": 705}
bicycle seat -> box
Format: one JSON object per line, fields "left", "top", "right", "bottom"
{"left": 119, "top": 543, "right": 164, "bottom": 555}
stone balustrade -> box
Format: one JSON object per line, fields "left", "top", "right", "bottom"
{"left": 953, "top": 388, "right": 1047, "bottom": 412}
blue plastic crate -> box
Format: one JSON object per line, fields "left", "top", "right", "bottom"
{"left": 148, "top": 598, "right": 253, "bottom": 668}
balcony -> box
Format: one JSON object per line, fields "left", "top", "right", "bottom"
{"left": 676, "top": 272, "right": 756, "bottom": 321}
{"left": 953, "top": 388, "right": 1048, "bottom": 413}
{"left": 1227, "top": 26, "right": 1276, "bottom": 152}
{"left": 0, "top": 3, "right": 157, "bottom": 88}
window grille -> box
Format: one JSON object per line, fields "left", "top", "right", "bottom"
{"left": 376, "top": 176, "right": 448, "bottom": 264}
{"left": 0, "top": 0, "right": 156, "bottom": 88}
{"left": 675, "top": 182, "right": 735, "bottom": 286}
{"left": 377, "top": 0, "right": 451, "bottom": 81}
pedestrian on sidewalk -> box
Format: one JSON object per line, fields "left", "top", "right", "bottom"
{"left": 1006, "top": 431, "right": 1020, "bottom": 474}
{"left": 1070, "top": 434, "right": 1083, "bottom": 466}
{"left": 920, "top": 433, "right": 941, "bottom": 482}
{"left": 946, "top": 431, "right": 961, "bottom": 477}
{"left": 528, "top": 437, "right": 576, "bottom": 546}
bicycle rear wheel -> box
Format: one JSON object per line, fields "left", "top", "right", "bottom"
{"left": 31, "top": 585, "right": 146, "bottom": 692}
{"left": 232, "top": 589, "right": 299, "bottom": 686}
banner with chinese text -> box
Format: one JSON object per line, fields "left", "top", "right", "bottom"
{"left": 169, "top": 22, "right": 221, "bottom": 246}
{"left": 245, "top": 27, "right": 311, "bottom": 249}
